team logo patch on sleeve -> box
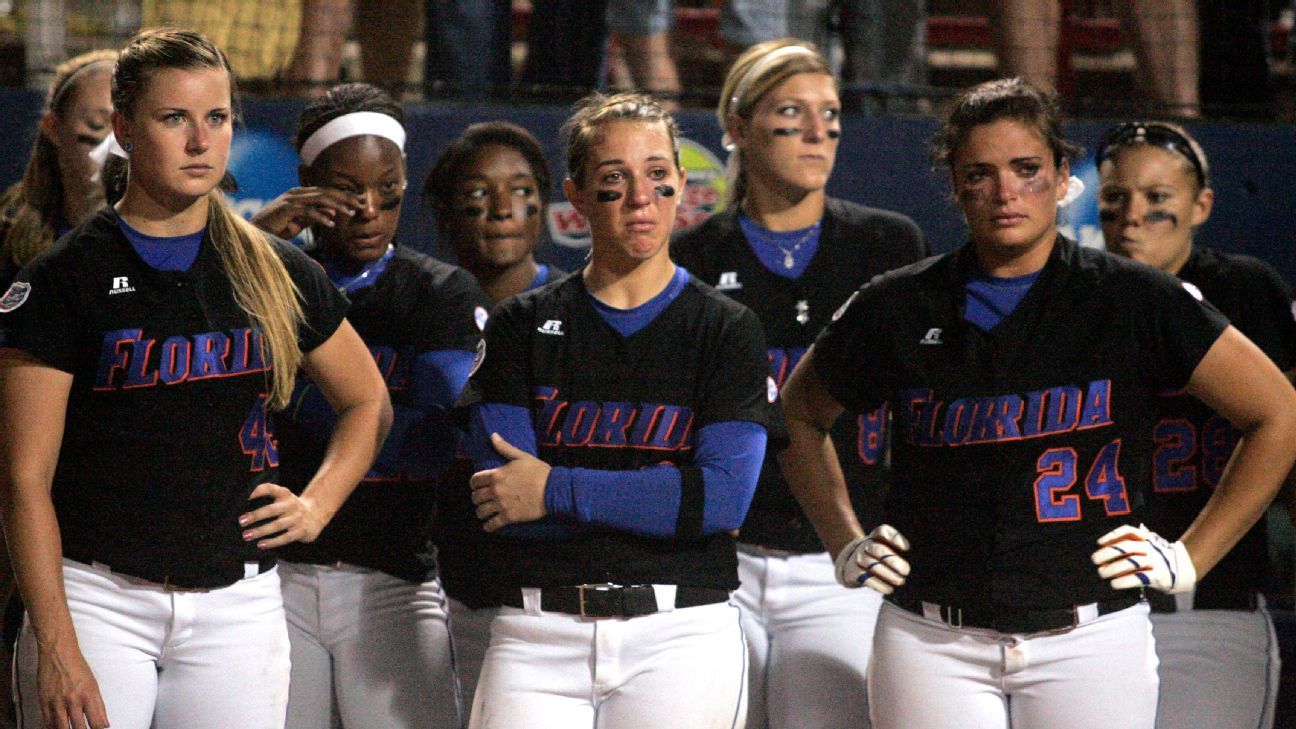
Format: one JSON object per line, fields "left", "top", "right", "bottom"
{"left": 0, "top": 282, "right": 31, "bottom": 312}
{"left": 766, "top": 376, "right": 779, "bottom": 403}
{"left": 469, "top": 339, "right": 486, "bottom": 377}
{"left": 1180, "top": 281, "right": 1203, "bottom": 301}
{"left": 474, "top": 306, "right": 488, "bottom": 332}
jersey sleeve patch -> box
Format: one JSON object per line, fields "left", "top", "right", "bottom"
{"left": 474, "top": 305, "right": 489, "bottom": 332}
{"left": 1180, "top": 281, "right": 1204, "bottom": 302}
{"left": 766, "top": 375, "right": 779, "bottom": 404}
{"left": 0, "top": 282, "right": 31, "bottom": 312}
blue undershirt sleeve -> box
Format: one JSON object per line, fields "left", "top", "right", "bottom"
{"left": 544, "top": 420, "right": 766, "bottom": 539}
{"left": 378, "top": 349, "right": 476, "bottom": 479}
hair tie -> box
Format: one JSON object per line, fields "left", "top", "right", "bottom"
{"left": 299, "top": 111, "right": 406, "bottom": 166}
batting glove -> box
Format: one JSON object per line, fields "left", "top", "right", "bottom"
{"left": 1091, "top": 524, "right": 1197, "bottom": 594}
{"left": 834, "top": 524, "right": 911, "bottom": 593}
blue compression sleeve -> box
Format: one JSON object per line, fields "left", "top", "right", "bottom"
{"left": 467, "top": 402, "right": 565, "bottom": 538}
{"left": 376, "top": 349, "right": 475, "bottom": 478}
{"left": 415, "top": 350, "right": 476, "bottom": 410}
{"left": 544, "top": 420, "right": 766, "bottom": 539}
{"left": 467, "top": 402, "right": 539, "bottom": 469}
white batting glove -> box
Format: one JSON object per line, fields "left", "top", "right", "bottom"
{"left": 834, "top": 524, "right": 911, "bottom": 593}
{"left": 1091, "top": 524, "right": 1197, "bottom": 594}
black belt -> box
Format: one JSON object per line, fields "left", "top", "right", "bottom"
{"left": 889, "top": 593, "right": 1142, "bottom": 634}
{"left": 1147, "top": 590, "right": 1259, "bottom": 613}
{"left": 68, "top": 553, "right": 276, "bottom": 592}
{"left": 503, "top": 584, "right": 730, "bottom": 618}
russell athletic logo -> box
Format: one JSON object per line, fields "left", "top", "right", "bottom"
{"left": 109, "top": 276, "right": 136, "bottom": 295}
{"left": 717, "top": 272, "right": 742, "bottom": 291}
{"left": 920, "top": 328, "right": 943, "bottom": 345}
{"left": 537, "top": 320, "right": 564, "bottom": 336}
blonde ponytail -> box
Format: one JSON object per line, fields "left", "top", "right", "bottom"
{"left": 206, "top": 191, "right": 304, "bottom": 410}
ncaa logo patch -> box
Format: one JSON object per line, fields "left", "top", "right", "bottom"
{"left": 469, "top": 339, "right": 486, "bottom": 377}
{"left": 1180, "top": 281, "right": 1204, "bottom": 302}
{"left": 0, "top": 282, "right": 30, "bottom": 313}
{"left": 474, "top": 306, "right": 488, "bottom": 332}
{"left": 766, "top": 376, "right": 779, "bottom": 404}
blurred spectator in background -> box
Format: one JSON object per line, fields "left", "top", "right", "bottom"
{"left": 1198, "top": 0, "right": 1275, "bottom": 119}
{"left": 518, "top": 0, "right": 611, "bottom": 99}
{"left": 715, "top": 1, "right": 927, "bottom": 113}
{"left": 282, "top": 0, "right": 421, "bottom": 96}
{"left": 607, "top": 0, "right": 683, "bottom": 109}
{"left": 784, "top": 0, "right": 928, "bottom": 113}
{"left": 425, "top": 0, "right": 512, "bottom": 96}
{"left": 143, "top": 0, "right": 302, "bottom": 83}
{"left": 990, "top": 0, "right": 1200, "bottom": 116}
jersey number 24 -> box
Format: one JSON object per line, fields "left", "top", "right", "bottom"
{"left": 1033, "top": 439, "right": 1131, "bottom": 522}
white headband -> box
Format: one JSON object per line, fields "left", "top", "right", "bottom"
{"left": 729, "top": 45, "right": 819, "bottom": 112}
{"left": 299, "top": 111, "right": 406, "bottom": 166}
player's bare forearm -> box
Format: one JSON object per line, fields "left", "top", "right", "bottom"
{"left": 780, "top": 352, "right": 865, "bottom": 556}
{"left": 1180, "top": 416, "right": 1296, "bottom": 576}
{"left": 0, "top": 354, "right": 76, "bottom": 647}
{"left": 1180, "top": 327, "right": 1296, "bottom": 576}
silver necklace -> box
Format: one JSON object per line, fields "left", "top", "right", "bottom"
{"left": 775, "top": 222, "right": 821, "bottom": 269}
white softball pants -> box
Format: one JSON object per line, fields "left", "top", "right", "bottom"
{"left": 1151, "top": 604, "right": 1279, "bottom": 729}
{"left": 469, "top": 601, "right": 748, "bottom": 729}
{"left": 734, "top": 546, "right": 880, "bottom": 729}
{"left": 16, "top": 558, "right": 290, "bottom": 729}
{"left": 446, "top": 598, "right": 499, "bottom": 715}
{"left": 279, "top": 561, "right": 461, "bottom": 729}
{"left": 869, "top": 600, "right": 1158, "bottom": 729}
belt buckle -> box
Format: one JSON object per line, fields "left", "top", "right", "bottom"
{"left": 577, "top": 583, "right": 618, "bottom": 618}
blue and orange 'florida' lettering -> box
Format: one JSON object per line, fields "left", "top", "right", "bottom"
{"left": 534, "top": 386, "right": 694, "bottom": 451}
{"left": 897, "top": 379, "right": 1114, "bottom": 447}
{"left": 95, "top": 327, "right": 269, "bottom": 391}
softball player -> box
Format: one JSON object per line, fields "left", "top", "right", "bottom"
{"left": 1097, "top": 120, "right": 1296, "bottom": 729}
{"left": 672, "top": 40, "right": 927, "bottom": 729}
{"left": 0, "top": 49, "right": 116, "bottom": 288}
{"left": 423, "top": 120, "right": 563, "bottom": 710}
{"left": 458, "top": 92, "right": 772, "bottom": 729}
{"left": 0, "top": 50, "right": 118, "bottom": 724}
{"left": 777, "top": 77, "right": 1296, "bottom": 729}
{"left": 251, "top": 82, "right": 487, "bottom": 729}
{"left": 0, "top": 29, "right": 391, "bottom": 729}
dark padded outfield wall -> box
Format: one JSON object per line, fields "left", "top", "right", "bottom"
{"left": 2, "top": 88, "right": 1292, "bottom": 282}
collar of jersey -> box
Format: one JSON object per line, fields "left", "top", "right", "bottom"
{"left": 320, "top": 244, "right": 396, "bottom": 294}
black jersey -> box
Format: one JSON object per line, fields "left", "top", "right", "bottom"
{"left": 277, "top": 246, "right": 490, "bottom": 582}
{"left": 436, "top": 264, "right": 565, "bottom": 608}
{"left": 1145, "top": 247, "right": 1296, "bottom": 607}
{"left": 0, "top": 208, "right": 348, "bottom": 589}
{"left": 673, "top": 198, "right": 928, "bottom": 552}
{"left": 456, "top": 271, "right": 772, "bottom": 591}
{"left": 812, "top": 237, "right": 1228, "bottom": 610}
